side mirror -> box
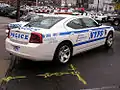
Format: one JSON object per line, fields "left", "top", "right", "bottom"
{"left": 98, "top": 23, "right": 102, "bottom": 26}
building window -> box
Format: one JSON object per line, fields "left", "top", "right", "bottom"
{"left": 89, "top": 0, "right": 94, "bottom": 4}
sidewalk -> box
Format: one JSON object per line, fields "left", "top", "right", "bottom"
{"left": 0, "top": 60, "right": 10, "bottom": 78}
{"left": 0, "top": 16, "right": 15, "bottom": 29}
{"left": 0, "top": 16, "right": 13, "bottom": 79}
{"left": 0, "top": 17, "right": 15, "bottom": 24}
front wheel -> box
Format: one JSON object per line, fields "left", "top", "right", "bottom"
{"left": 53, "top": 43, "right": 72, "bottom": 64}
{"left": 104, "top": 32, "right": 113, "bottom": 49}
{"left": 113, "top": 19, "right": 119, "bottom": 26}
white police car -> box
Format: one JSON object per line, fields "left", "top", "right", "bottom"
{"left": 5, "top": 15, "right": 114, "bottom": 64}
{"left": 95, "top": 13, "right": 108, "bottom": 22}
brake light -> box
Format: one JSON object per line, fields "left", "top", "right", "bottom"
{"left": 29, "top": 32, "right": 43, "bottom": 43}
{"left": 7, "top": 26, "right": 10, "bottom": 38}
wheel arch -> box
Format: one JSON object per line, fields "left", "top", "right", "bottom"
{"left": 107, "top": 30, "right": 113, "bottom": 36}
{"left": 104, "top": 30, "right": 114, "bottom": 48}
{"left": 53, "top": 40, "right": 73, "bottom": 60}
{"left": 56, "top": 40, "right": 73, "bottom": 52}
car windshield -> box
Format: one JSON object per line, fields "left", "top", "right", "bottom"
{"left": 24, "top": 16, "right": 65, "bottom": 29}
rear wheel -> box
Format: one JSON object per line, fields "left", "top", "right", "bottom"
{"left": 53, "top": 42, "right": 72, "bottom": 64}
{"left": 104, "top": 32, "right": 113, "bottom": 49}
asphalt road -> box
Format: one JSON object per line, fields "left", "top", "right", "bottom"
{"left": 0, "top": 17, "right": 15, "bottom": 79}
{"left": 0, "top": 17, "right": 120, "bottom": 90}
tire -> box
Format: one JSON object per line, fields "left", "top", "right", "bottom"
{"left": 113, "top": 19, "right": 119, "bottom": 26}
{"left": 104, "top": 32, "right": 113, "bottom": 49}
{"left": 102, "top": 18, "right": 106, "bottom": 23}
{"left": 53, "top": 42, "right": 72, "bottom": 64}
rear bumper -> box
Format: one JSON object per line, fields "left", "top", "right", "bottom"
{"left": 5, "top": 38, "right": 57, "bottom": 61}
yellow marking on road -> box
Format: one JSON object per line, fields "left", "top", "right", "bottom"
{"left": 0, "top": 64, "right": 87, "bottom": 85}
{"left": 70, "top": 64, "right": 87, "bottom": 85}
{"left": 37, "top": 64, "right": 87, "bottom": 85}
{"left": 0, "top": 76, "right": 26, "bottom": 83}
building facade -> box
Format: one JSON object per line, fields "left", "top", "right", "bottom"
{"left": 0, "top": 0, "right": 16, "bottom": 4}
{"left": 89, "top": 0, "right": 114, "bottom": 11}
{"left": 61, "top": 0, "right": 88, "bottom": 8}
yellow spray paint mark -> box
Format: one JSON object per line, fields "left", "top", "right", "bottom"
{"left": 0, "top": 64, "right": 87, "bottom": 85}
{"left": 37, "top": 72, "right": 71, "bottom": 78}
{"left": 0, "top": 76, "right": 26, "bottom": 83}
{"left": 70, "top": 64, "right": 87, "bottom": 85}
{"left": 37, "top": 64, "right": 87, "bottom": 85}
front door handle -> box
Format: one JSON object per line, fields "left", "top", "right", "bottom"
{"left": 71, "top": 32, "right": 74, "bottom": 35}
{"left": 89, "top": 30, "right": 92, "bottom": 32}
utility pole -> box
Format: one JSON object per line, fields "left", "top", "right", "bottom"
{"left": 65, "top": 0, "right": 67, "bottom": 7}
{"left": 81, "top": 0, "right": 84, "bottom": 7}
{"left": 76, "top": 0, "right": 80, "bottom": 7}
{"left": 97, "top": 0, "right": 99, "bottom": 12}
{"left": 16, "top": 0, "right": 20, "bottom": 22}
{"left": 36, "top": 0, "right": 38, "bottom": 6}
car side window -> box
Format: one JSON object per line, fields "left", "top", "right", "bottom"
{"left": 67, "top": 18, "right": 84, "bottom": 29}
{"left": 82, "top": 18, "right": 98, "bottom": 27}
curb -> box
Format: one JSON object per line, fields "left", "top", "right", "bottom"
{"left": 0, "top": 24, "right": 7, "bottom": 29}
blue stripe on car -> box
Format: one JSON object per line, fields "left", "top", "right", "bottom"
{"left": 45, "top": 27, "right": 110, "bottom": 39}
{"left": 46, "top": 34, "right": 51, "bottom": 37}
{"left": 74, "top": 37, "right": 106, "bottom": 47}
{"left": 59, "top": 32, "right": 71, "bottom": 35}
{"left": 74, "top": 30, "right": 89, "bottom": 34}
{"left": 58, "top": 27, "right": 110, "bottom": 36}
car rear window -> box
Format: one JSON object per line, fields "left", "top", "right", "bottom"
{"left": 24, "top": 17, "right": 65, "bottom": 29}
{"left": 23, "top": 15, "right": 43, "bottom": 22}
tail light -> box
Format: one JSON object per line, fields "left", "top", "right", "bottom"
{"left": 29, "top": 32, "right": 43, "bottom": 43}
{"left": 6, "top": 26, "right": 10, "bottom": 38}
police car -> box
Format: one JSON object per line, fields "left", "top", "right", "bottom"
{"left": 95, "top": 13, "right": 108, "bottom": 22}
{"left": 5, "top": 15, "right": 114, "bottom": 64}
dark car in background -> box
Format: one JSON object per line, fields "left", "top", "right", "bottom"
{"left": 107, "top": 12, "right": 120, "bottom": 26}
{"left": 111, "top": 15, "right": 120, "bottom": 26}
{"left": 0, "top": 7, "right": 15, "bottom": 16}
{"left": 7, "top": 10, "right": 24, "bottom": 19}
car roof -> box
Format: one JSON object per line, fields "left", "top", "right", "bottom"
{"left": 37, "top": 14, "right": 90, "bottom": 19}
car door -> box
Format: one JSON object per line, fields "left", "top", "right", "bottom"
{"left": 81, "top": 18, "right": 106, "bottom": 48}
{"left": 64, "top": 18, "right": 90, "bottom": 54}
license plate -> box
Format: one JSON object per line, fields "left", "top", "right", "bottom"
{"left": 13, "top": 45, "right": 20, "bottom": 51}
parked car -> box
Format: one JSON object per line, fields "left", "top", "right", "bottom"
{"left": 95, "top": 13, "right": 108, "bottom": 23}
{"left": 0, "top": 7, "right": 15, "bottom": 16}
{"left": 110, "top": 13, "right": 120, "bottom": 26}
{"left": 6, "top": 15, "right": 114, "bottom": 64}
{"left": 7, "top": 10, "right": 24, "bottom": 19}
{"left": 106, "top": 13, "right": 118, "bottom": 22}
{"left": 0, "top": 3, "right": 10, "bottom": 7}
